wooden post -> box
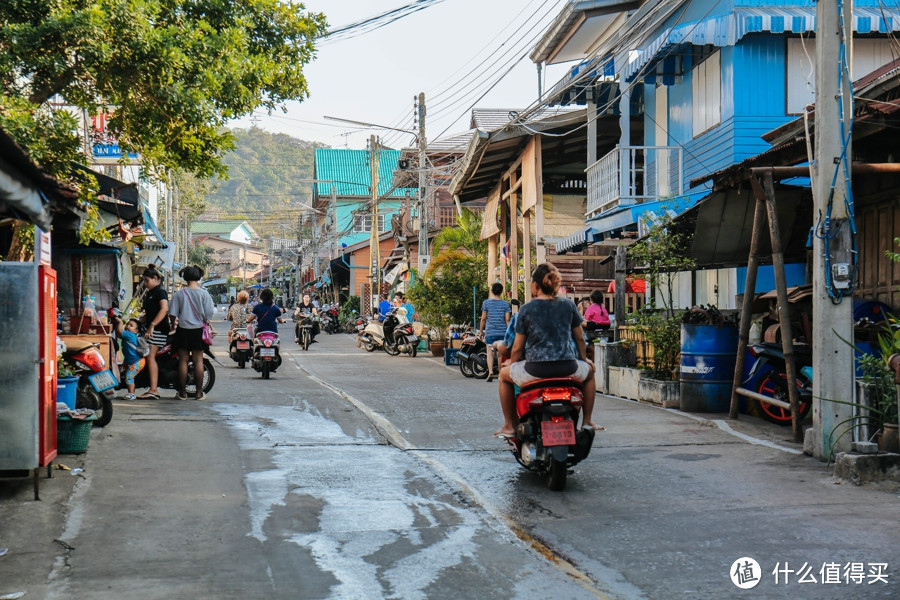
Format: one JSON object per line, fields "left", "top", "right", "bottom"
{"left": 523, "top": 210, "right": 532, "bottom": 302}
{"left": 509, "top": 172, "right": 519, "bottom": 305}
{"left": 614, "top": 245, "right": 626, "bottom": 340}
{"left": 730, "top": 187, "right": 767, "bottom": 419}
{"left": 762, "top": 171, "right": 803, "bottom": 442}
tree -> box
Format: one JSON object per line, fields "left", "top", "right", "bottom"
{"left": 0, "top": 1, "right": 327, "bottom": 180}
{"left": 187, "top": 242, "right": 216, "bottom": 272}
{"left": 429, "top": 207, "right": 487, "bottom": 264}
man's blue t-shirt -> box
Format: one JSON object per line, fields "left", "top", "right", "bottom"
{"left": 515, "top": 298, "right": 581, "bottom": 362}
{"left": 378, "top": 300, "right": 391, "bottom": 322}
{"left": 253, "top": 303, "right": 282, "bottom": 333}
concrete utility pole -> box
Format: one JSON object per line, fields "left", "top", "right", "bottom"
{"left": 812, "top": 0, "right": 856, "bottom": 459}
{"left": 369, "top": 135, "right": 381, "bottom": 314}
{"left": 417, "top": 93, "right": 430, "bottom": 274}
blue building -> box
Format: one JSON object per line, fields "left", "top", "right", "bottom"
{"left": 538, "top": 0, "right": 900, "bottom": 307}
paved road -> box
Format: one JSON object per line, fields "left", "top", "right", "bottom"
{"left": 2, "top": 330, "right": 900, "bottom": 599}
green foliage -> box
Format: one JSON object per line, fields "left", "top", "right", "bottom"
{"left": 627, "top": 209, "right": 695, "bottom": 311}
{"left": 187, "top": 242, "right": 216, "bottom": 271}
{"left": 407, "top": 259, "right": 487, "bottom": 339}
{"left": 57, "top": 356, "right": 77, "bottom": 378}
{"left": 631, "top": 310, "right": 682, "bottom": 380}
{"left": 339, "top": 295, "right": 360, "bottom": 324}
{"left": 430, "top": 208, "right": 487, "bottom": 262}
{"left": 0, "top": 1, "right": 327, "bottom": 179}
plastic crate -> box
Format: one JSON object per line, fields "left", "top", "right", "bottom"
{"left": 444, "top": 348, "right": 460, "bottom": 366}
{"left": 57, "top": 414, "right": 97, "bottom": 454}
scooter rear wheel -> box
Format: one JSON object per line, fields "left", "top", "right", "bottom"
{"left": 186, "top": 359, "right": 216, "bottom": 395}
{"left": 755, "top": 372, "right": 811, "bottom": 425}
{"left": 77, "top": 382, "right": 113, "bottom": 428}
{"left": 472, "top": 351, "right": 489, "bottom": 379}
{"left": 546, "top": 458, "right": 567, "bottom": 491}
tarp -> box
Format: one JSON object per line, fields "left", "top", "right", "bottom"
{"left": 608, "top": 278, "right": 646, "bottom": 293}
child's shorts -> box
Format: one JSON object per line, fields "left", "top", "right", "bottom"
{"left": 125, "top": 362, "right": 142, "bottom": 385}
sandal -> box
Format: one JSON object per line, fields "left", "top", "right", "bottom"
{"left": 137, "top": 392, "right": 160, "bottom": 400}
{"left": 175, "top": 392, "right": 188, "bottom": 401}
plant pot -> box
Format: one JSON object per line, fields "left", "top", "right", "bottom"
{"left": 57, "top": 376, "right": 80, "bottom": 410}
{"left": 878, "top": 423, "right": 900, "bottom": 453}
{"left": 429, "top": 342, "right": 446, "bottom": 357}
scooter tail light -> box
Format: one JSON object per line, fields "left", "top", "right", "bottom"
{"left": 748, "top": 346, "right": 759, "bottom": 357}
{"left": 264, "top": 339, "right": 272, "bottom": 347}
{"left": 542, "top": 388, "right": 572, "bottom": 402}
{"left": 240, "top": 333, "right": 246, "bottom": 340}
{"left": 77, "top": 348, "right": 106, "bottom": 371}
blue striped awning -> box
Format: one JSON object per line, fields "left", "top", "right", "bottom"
{"left": 623, "top": 7, "right": 900, "bottom": 81}
{"left": 555, "top": 226, "right": 600, "bottom": 255}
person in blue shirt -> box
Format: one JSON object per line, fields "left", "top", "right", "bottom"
{"left": 480, "top": 282, "right": 511, "bottom": 381}
{"left": 377, "top": 294, "right": 391, "bottom": 322}
{"left": 248, "top": 288, "right": 284, "bottom": 334}
{"left": 115, "top": 316, "right": 144, "bottom": 400}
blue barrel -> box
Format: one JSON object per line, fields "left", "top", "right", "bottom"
{"left": 679, "top": 323, "right": 739, "bottom": 412}
{"left": 57, "top": 376, "right": 79, "bottom": 410}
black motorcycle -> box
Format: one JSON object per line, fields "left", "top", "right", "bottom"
{"left": 128, "top": 338, "right": 217, "bottom": 396}
{"left": 321, "top": 303, "right": 341, "bottom": 334}
{"left": 295, "top": 313, "right": 316, "bottom": 351}
{"left": 746, "top": 342, "right": 813, "bottom": 425}
{"left": 457, "top": 331, "right": 488, "bottom": 378}
{"left": 382, "top": 309, "right": 419, "bottom": 357}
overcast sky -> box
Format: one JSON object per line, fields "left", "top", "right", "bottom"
{"left": 230, "top": 0, "right": 572, "bottom": 150}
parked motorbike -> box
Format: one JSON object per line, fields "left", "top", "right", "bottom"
{"left": 295, "top": 313, "right": 316, "bottom": 351}
{"left": 130, "top": 339, "right": 217, "bottom": 397}
{"left": 252, "top": 331, "right": 282, "bottom": 378}
{"left": 229, "top": 327, "right": 252, "bottom": 368}
{"left": 358, "top": 317, "right": 385, "bottom": 352}
{"left": 746, "top": 342, "right": 813, "bottom": 425}
{"left": 457, "top": 330, "right": 488, "bottom": 378}
{"left": 382, "top": 309, "right": 418, "bottom": 357}
{"left": 62, "top": 342, "right": 116, "bottom": 427}
{"left": 321, "top": 303, "right": 341, "bottom": 334}
{"left": 500, "top": 377, "right": 595, "bottom": 491}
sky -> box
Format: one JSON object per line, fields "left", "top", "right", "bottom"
{"left": 230, "top": 0, "right": 572, "bottom": 150}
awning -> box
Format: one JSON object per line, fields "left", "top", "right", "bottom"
{"left": 556, "top": 226, "right": 600, "bottom": 254}
{"left": 624, "top": 7, "right": 900, "bottom": 81}
{"left": 73, "top": 163, "right": 141, "bottom": 221}
{"left": 202, "top": 278, "right": 229, "bottom": 288}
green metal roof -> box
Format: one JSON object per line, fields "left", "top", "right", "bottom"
{"left": 314, "top": 148, "right": 416, "bottom": 198}
{"left": 190, "top": 220, "right": 251, "bottom": 235}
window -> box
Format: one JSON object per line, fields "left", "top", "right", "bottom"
{"left": 352, "top": 213, "right": 385, "bottom": 233}
{"left": 692, "top": 50, "right": 721, "bottom": 137}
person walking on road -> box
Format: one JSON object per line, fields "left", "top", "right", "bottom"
{"left": 480, "top": 282, "right": 510, "bottom": 382}
{"left": 138, "top": 266, "right": 168, "bottom": 400}
{"left": 168, "top": 266, "right": 216, "bottom": 401}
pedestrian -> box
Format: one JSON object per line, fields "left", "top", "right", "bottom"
{"left": 397, "top": 292, "right": 416, "bottom": 322}
{"left": 377, "top": 294, "right": 391, "bottom": 322}
{"left": 480, "top": 282, "right": 511, "bottom": 382}
{"left": 226, "top": 290, "right": 251, "bottom": 343}
{"left": 138, "top": 265, "right": 168, "bottom": 400}
{"left": 583, "top": 289, "right": 611, "bottom": 331}
{"left": 576, "top": 296, "right": 591, "bottom": 317}
{"left": 495, "top": 263, "right": 598, "bottom": 437}
{"left": 115, "top": 316, "right": 144, "bottom": 400}
{"left": 168, "top": 265, "right": 216, "bottom": 401}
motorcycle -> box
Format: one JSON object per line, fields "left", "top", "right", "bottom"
{"left": 382, "top": 309, "right": 418, "bottom": 357}
{"left": 229, "top": 327, "right": 252, "bottom": 368}
{"left": 321, "top": 303, "right": 341, "bottom": 334}
{"left": 252, "top": 331, "right": 282, "bottom": 378}
{"left": 501, "top": 377, "right": 595, "bottom": 491}
{"left": 62, "top": 342, "right": 116, "bottom": 427}
{"left": 295, "top": 313, "right": 316, "bottom": 351}
{"left": 358, "top": 316, "right": 385, "bottom": 352}
{"left": 457, "top": 330, "right": 488, "bottom": 378}
{"left": 746, "top": 342, "right": 813, "bottom": 425}
{"left": 130, "top": 338, "right": 217, "bottom": 397}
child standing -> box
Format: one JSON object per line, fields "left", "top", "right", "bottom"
{"left": 116, "top": 316, "right": 144, "bottom": 400}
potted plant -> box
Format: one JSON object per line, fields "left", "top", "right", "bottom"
{"left": 57, "top": 355, "right": 79, "bottom": 410}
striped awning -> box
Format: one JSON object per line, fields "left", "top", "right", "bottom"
{"left": 555, "top": 226, "right": 600, "bottom": 255}
{"left": 624, "top": 7, "right": 900, "bottom": 81}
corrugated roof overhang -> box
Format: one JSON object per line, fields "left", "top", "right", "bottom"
{"left": 624, "top": 6, "right": 900, "bottom": 82}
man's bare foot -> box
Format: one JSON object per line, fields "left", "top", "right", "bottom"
{"left": 494, "top": 427, "right": 515, "bottom": 438}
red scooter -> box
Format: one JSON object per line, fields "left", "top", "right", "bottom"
{"left": 502, "top": 377, "right": 595, "bottom": 491}
{"left": 62, "top": 342, "right": 116, "bottom": 427}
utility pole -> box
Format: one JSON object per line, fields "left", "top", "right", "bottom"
{"left": 331, "top": 185, "right": 338, "bottom": 259}
{"left": 369, "top": 135, "right": 381, "bottom": 314}
{"left": 417, "top": 93, "right": 430, "bottom": 274}
{"left": 812, "top": 0, "right": 855, "bottom": 459}
{"left": 311, "top": 205, "right": 319, "bottom": 280}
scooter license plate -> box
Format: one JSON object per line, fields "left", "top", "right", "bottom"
{"left": 89, "top": 369, "right": 118, "bottom": 392}
{"left": 541, "top": 420, "right": 575, "bottom": 446}
{"left": 260, "top": 348, "right": 276, "bottom": 357}
{"left": 237, "top": 341, "right": 250, "bottom": 350}
{"left": 406, "top": 335, "right": 419, "bottom": 343}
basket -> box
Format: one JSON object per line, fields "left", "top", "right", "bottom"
{"left": 57, "top": 414, "right": 97, "bottom": 454}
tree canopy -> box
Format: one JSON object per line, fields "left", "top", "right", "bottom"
{"left": 0, "top": 0, "right": 327, "bottom": 180}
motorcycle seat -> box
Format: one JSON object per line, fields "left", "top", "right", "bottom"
{"left": 519, "top": 377, "right": 583, "bottom": 393}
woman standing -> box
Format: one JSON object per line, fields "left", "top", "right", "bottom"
{"left": 480, "top": 282, "right": 510, "bottom": 382}
{"left": 496, "top": 263, "right": 597, "bottom": 437}
{"left": 138, "top": 266, "right": 169, "bottom": 400}
{"left": 168, "top": 266, "right": 215, "bottom": 400}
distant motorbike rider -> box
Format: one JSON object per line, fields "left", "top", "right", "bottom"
{"left": 294, "top": 293, "right": 320, "bottom": 342}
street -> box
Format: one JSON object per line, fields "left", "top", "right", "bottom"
{"left": 3, "top": 331, "right": 900, "bottom": 599}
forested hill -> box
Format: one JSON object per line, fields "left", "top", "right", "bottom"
{"left": 202, "top": 127, "right": 329, "bottom": 236}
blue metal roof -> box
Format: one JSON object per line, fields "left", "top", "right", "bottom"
{"left": 624, "top": 5, "right": 900, "bottom": 81}
{"left": 313, "top": 148, "right": 416, "bottom": 198}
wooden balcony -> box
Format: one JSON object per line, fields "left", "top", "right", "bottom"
{"left": 586, "top": 146, "right": 684, "bottom": 217}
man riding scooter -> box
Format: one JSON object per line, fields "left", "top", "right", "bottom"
{"left": 294, "top": 293, "right": 319, "bottom": 344}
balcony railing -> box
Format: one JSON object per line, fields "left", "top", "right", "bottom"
{"left": 586, "top": 145, "right": 683, "bottom": 217}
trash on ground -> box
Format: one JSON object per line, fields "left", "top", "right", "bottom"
{"left": 53, "top": 464, "right": 71, "bottom": 471}
{"left": 0, "top": 592, "right": 27, "bottom": 599}
{"left": 70, "top": 468, "right": 83, "bottom": 475}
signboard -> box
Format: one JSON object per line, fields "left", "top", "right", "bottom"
{"left": 90, "top": 112, "right": 138, "bottom": 164}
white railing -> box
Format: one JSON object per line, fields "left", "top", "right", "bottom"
{"left": 585, "top": 145, "right": 683, "bottom": 217}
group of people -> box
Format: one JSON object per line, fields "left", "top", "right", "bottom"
{"left": 479, "top": 264, "right": 610, "bottom": 437}
{"left": 377, "top": 292, "right": 415, "bottom": 324}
